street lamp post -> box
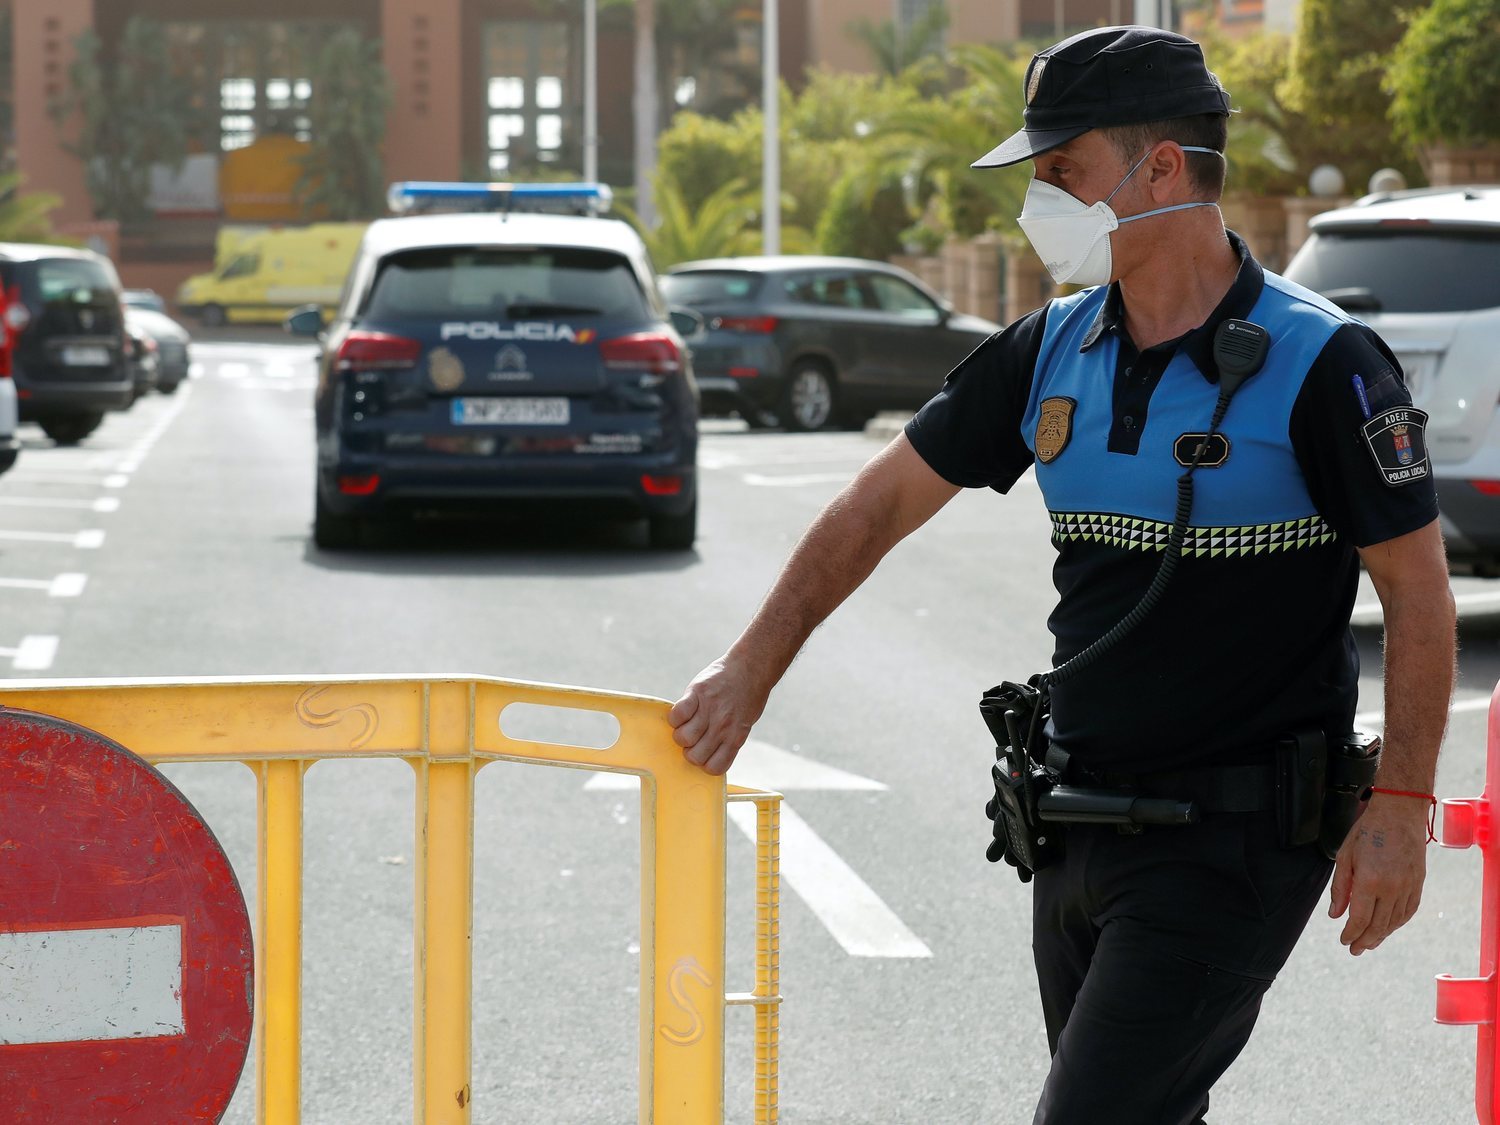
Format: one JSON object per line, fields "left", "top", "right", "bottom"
{"left": 584, "top": 0, "right": 598, "bottom": 184}
{"left": 762, "top": 0, "right": 780, "bottom": 255}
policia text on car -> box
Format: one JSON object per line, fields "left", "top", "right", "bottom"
{"left": 670, "top": 25, "right": 1456, "bottom": 1125}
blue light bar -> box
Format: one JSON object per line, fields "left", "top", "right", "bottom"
{"left": 386, "top": 181, "right": 613, "bottom": 216}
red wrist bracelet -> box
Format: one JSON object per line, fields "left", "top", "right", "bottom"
{"left": 1371, "top": 787, "right": 1438, "bottom": 843}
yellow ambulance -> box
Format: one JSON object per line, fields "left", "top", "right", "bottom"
{"left": 176, "top": 223, "right": 365, "bottom": 326}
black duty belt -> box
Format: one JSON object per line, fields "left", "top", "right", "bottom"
{"left": 1065, "top": 759, "right": 1278, "bottom": 814}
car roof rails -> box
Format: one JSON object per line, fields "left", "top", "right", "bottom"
{"left": 386, "top": 181, "right": 614, "bottom": 218}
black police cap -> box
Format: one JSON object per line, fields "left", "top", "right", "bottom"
{"left": 973, "top": 25, "right": 1231, "bottom": 169}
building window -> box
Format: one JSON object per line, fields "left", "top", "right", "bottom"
{"left": 484, "top": 22, "right": 573, "bottom": 176}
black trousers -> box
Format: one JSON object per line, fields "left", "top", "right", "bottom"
{"left": 1030, "top": 809, "right": 1333, "bottom": 1125}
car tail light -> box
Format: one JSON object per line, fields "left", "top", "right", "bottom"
{"left": 641, "top": 474, "right": 683, "bottom": 496}
{"left": 3, "top": 296, "right": 30, "bottom": 334}
{"left": 600, "top": 332, "right": 681, "bottom": 376}
{"left": 335, "top": 330, "right": 422, "bottom": 371}
{"left": 1471, "top": 481, "right": 1500, "bottom": 496}
{"left": 728, "top": 365, "right": 760, "bottom": 378}
{"left": 338, "top": 474, "right": 381, "bottom": 496}
{"left": 713, "top": 315, "right": 778, "bottom": 334}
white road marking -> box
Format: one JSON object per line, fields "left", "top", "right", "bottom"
{"left": 0, "top": 528, "right": 102, "bottom": 547}
{"left": 588, "top": 740, "right": 926, "bottom": 956}
{"left": 6, "top": 472, "right": 117, "bottom": 487}
{"left": 217, "top": 362, "right": 250, "bottom": 380}
{"left": 74, "top": 530, "right": 106, "bottom": 549}
{"left": 0, "top": 924, "right": 185, "bottom": 1044}
{"left": 0, "top": 574, "right": 87, "bottom": 598}
{"left": 742, "top": 471, "right": 857, "bottom": 488}
{"left": 103, "top": 474, "right": 130, "bottom": 489}
{"left": 48, "top": 573, "right": 88, "bottom": 598}
{"left": 0, "top": 496, "right": 118, "bottom": 513}
{"left": 264, "top": 362, "right": 296, "bottom": 379}
{"left": 728, "top": 801, "right": 932, "bottom": 959}
{"left": 0, "top": 635, "right": 59, "bottom": 671}
{"left": 584, "top": 739, "right": 886, "bottom": 791}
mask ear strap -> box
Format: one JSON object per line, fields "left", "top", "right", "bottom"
{"left": 1103, "top": 148, "right": 1156, "bottom": 207}
{"left": 1104, "top": 144, "right": 1225, "bottom": 206}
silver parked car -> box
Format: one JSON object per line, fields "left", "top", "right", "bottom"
{"left": 1284, "top": 186, "right": 1500, "bottom": 574}
{"left": 123, "top": 306, "right": 192, "bottom": 394}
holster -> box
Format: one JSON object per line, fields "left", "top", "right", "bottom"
{"left": 1318, "top": 732, "right": 1382, "bottom": 860}
{"left": 1275, "top": 730, "right": 1327, "bottom": 848}
{"left": 980, "top": 678, "right": 1062, "bottom": 881}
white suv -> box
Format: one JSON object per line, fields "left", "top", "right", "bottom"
{"left": 1284, "top": 186, "right": 1500, "bottom": 574}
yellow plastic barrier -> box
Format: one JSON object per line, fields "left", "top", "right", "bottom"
{"left": 0, "top": 675, "right": 782, "bottom": 1124}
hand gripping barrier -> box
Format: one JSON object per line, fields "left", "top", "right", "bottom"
{"left": 0, "top": 675, "right": 782, "bottom": 1124}
{"left": 1437, "top": 679, "right": 1500, "bottom": 1123}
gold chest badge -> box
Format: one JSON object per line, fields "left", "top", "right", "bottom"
{"left": 427, "top": 346, "right": 465, "bottom": 392}
{"left": 1035, "top": 397, "right": 1076, "bottom": 464}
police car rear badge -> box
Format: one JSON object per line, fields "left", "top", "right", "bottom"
{"left": 1362, "top": 406, "right": 1430, "bottom": 486}
{"left": 428, "top": 346, "right": 465, "bottom": 392}
{"left": 1035, "top": 397, "right": 1075, "bottom": 463}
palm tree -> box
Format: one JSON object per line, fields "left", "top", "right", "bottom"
{"left": 849, "top": 2, "right": 951, "bottom": 78}
{"left": 295, "top": 29, "right": 391, "bottom": 221}
{"left": 857, "top": 45, "right": 1030, "bottom": 243}
{"left": 618, "top": 176, "right": 808, "bottom": 267}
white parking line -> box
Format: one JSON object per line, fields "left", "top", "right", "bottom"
{"left": 48, "top": 573, "right": 88, "bottom": 598}
{"left": 0, "top": 496, "right": 118, "bottom": 513}
{"left": 0, "top": 635, "right": 59, "bottom": 671}
{"left": 0, "top": 574, "right": 87, "bottom": 598}
{"left": 217, "top": 362, "right": 250, "bottom": 380}
{"left": 7, "top": 472, "right": 120, "bottom": 487}
{"left": 0, "top": 528, "right": 104, "bottom": 547}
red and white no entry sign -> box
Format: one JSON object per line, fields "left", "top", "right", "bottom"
{"left": 0, "top": 709, "right": 253, "bottom": 1122}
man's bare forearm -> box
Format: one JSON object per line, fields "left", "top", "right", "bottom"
{"left": 1376, "top": 581, "right": 1456, "bottom": 792}
{"left": 723, "top": 438, "right": 959, "bottom": 694}
{"left": 726, "top": 483, "right": 906, "bottom": 692}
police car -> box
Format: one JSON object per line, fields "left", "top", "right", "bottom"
{"left": 287, "top": 183, "right": 700, "bottom": 549}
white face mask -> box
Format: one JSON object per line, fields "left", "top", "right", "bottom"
{"left": 1017, "top": 146, "right": 1221, "bottom": 287}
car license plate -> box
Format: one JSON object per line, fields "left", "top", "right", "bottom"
{"left": 61, "top": 346, "right": 110, "bottom": 367}
{"left": 1394, "top": 352, "right": 1439, "bottom": 399}
{"left": 450, "top": 397, "right": 569, "bottom": 425}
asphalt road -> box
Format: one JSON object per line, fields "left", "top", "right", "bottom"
{"left": 2, "top": 340, "right": 1496, "bottom": 1123}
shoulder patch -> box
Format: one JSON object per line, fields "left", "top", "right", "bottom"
{"left": 1035, "top": 396, "right": 1075, "bottom": 464}
{"left": 1362, "top": 406, "right": 1430, "bottom": 486}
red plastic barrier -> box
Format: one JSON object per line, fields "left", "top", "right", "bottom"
{"left": 1436, "top": 679, "right": 1500, "bottom": 1124}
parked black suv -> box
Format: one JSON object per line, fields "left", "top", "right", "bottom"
{"left": 288, "top": 183, "right": 701, "bottom": 550}
{"left": 0, "top": 245, "right": 133, "bottom": 445}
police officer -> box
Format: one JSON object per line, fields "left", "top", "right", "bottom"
{"left": 670, "top": 26, "right": 1456, "bottom": 1124}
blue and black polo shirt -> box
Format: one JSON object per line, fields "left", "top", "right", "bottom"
{"left": 907, "top": 232, "right": 1439, "bottom": 773}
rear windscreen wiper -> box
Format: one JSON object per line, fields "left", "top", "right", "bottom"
{"left": 1323, "top": 287, "right": 1383, "bottom": 312}
{"left": 505, "top": 303, "right": 601, "bottom": 318}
